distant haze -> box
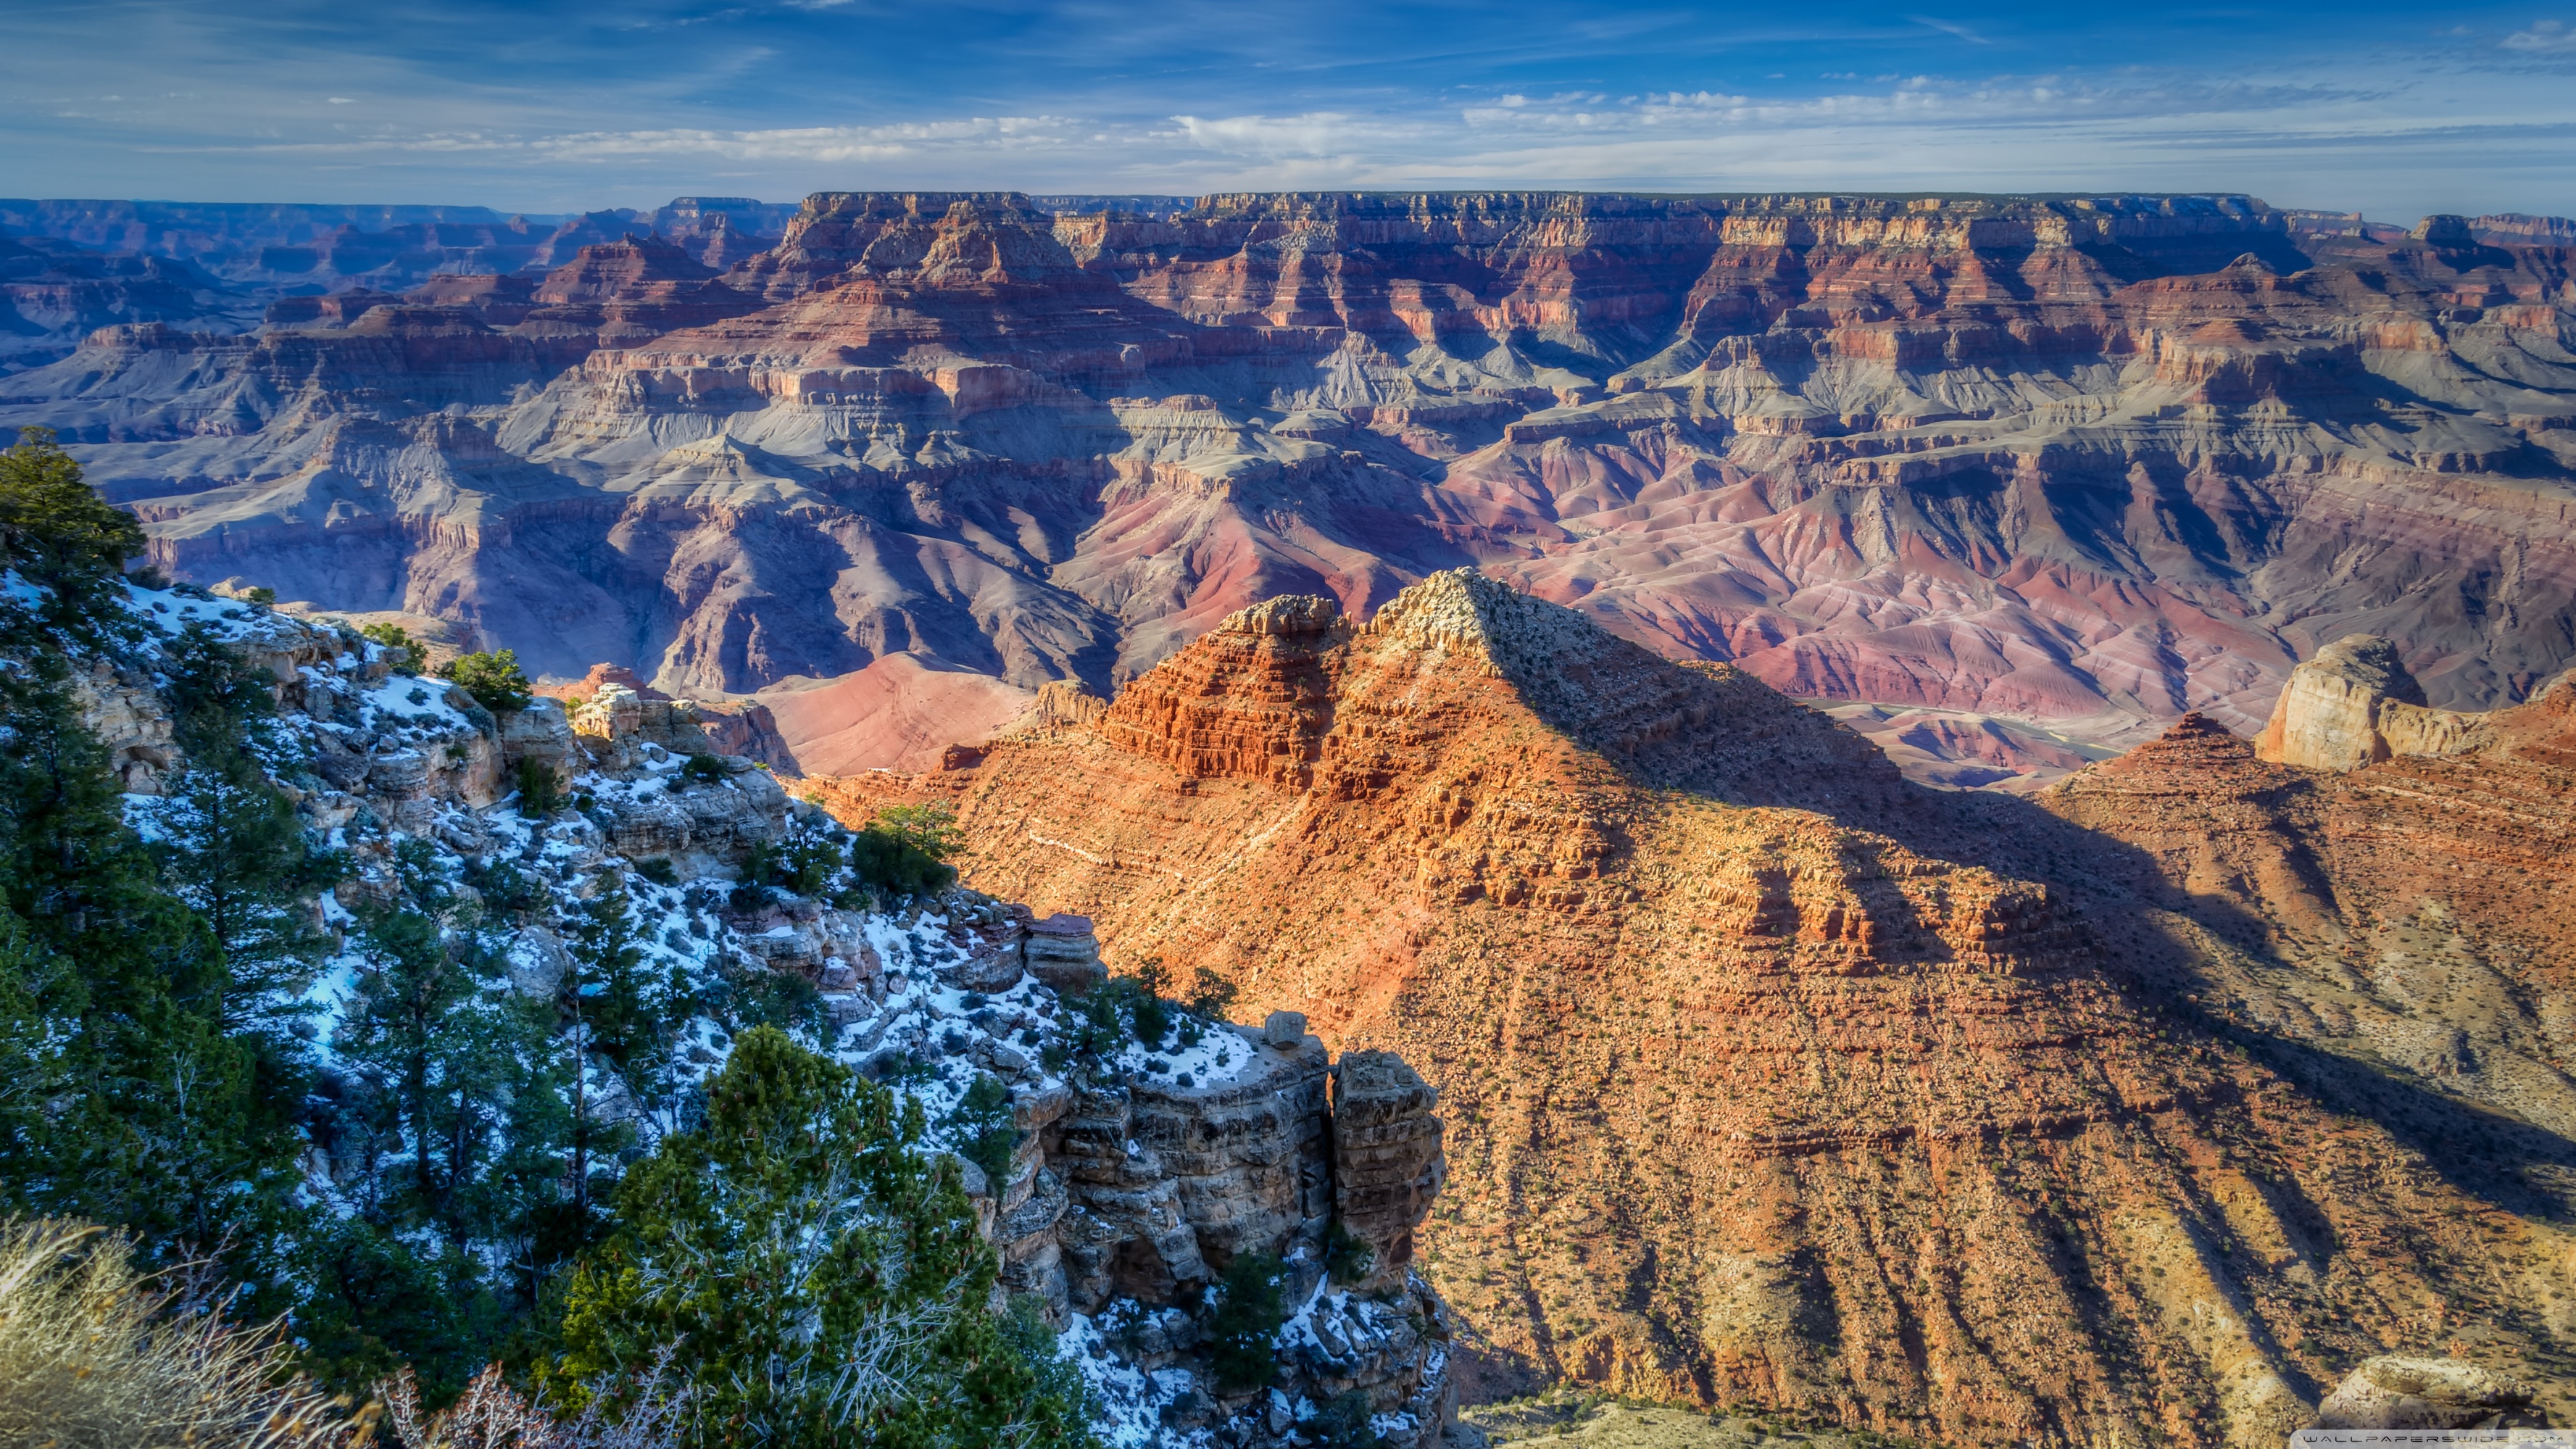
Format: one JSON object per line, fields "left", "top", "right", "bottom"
{"left": 4, "top": 0, "right": 2575, "bottom": 223}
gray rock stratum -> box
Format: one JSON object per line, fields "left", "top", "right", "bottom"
{"left": 7, "top": 191, "right": 2574, "bottom": 782}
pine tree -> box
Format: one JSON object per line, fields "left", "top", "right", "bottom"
{"left": 553, "top": 1027, "right": 1094, "bottom": 1449}
{"left": 0, "top": 426, "right": 146, "bottom": 663}
{"left": 562, "top": 873, "right": 665, "bottom": 1221}
{"left": 338, "top": 842, "right": 558, "bottom": 1251}
{"left": 150, "top": 620, "right": 339, "bottom": 1039}
{"left": 0, "top": 427, "right": 300, "bottom": 1250}
{"left": 0, "top": 906, "right": 73, "bottom": 1200}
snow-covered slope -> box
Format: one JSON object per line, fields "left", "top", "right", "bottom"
{"left": 78, "top": 581, "right": 1462, "bottom": 1449}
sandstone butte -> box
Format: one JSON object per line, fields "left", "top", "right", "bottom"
{"left": 805, "top": 568, "right": 2576, "bottom": 1449}
{"left": 6, "top": 193, "right": 2574, "bottom": 786}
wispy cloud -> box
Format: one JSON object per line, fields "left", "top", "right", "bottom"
{"left": 1909, "top": 15, "right": 1991, "bottom": 45}
{"left": 2504, "top": 19, "right": 2576, "bottom": 52}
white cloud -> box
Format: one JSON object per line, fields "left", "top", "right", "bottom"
{"left": 2503, "top": 19, "right": 2576, "bottom": 51}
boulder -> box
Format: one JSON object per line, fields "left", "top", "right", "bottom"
{"left": 499, "top": 697, "right": 576, "bottom": 780}
{"left": 571, "top": 682, "right": 647, "bottom": 742}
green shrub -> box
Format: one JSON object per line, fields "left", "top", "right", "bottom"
{"left": 730, "top": 841, "right": 784, "bottom": 913}
{"left": 439, "top": 649, "right": 532, "bottom": 713}
{"left": 1000, "top": 1295, "right": 1096, "bottom": 1429}
{"left": 1206, "top": 1250, "right": 1288, "bottom": 1392}
{"left": 634, "top": 856, "right": 680, "bottom": 887}
{"left": 736, "top": 821, "right": 844, "bottom": 902}
{"left": 1111, "top": 973, "right": 1172, "bottom": 1050}
{"left": 514, "top": 755, "right": 562, "bottom": 816}
{"left": 727, "top": 964, "right": 820, "bottom": 1037}
{"left": 945, "top": 1073, "right": 1021, "bottom": 1189}
{"left": 847, "top": 807, "right": 957, "bottom": 900}
{"left": 677, "top": 753, "right": 731, "bottom": 784}
{"left": 1312, "top": 1388, "right": 1383, "bottom": 1449}
{"left": 1325, "top": 1221, "right": 1376, "bottom": 1286}
{"left": 873, "top": 803, "right": 961, "bottom": 861}
{"left": 360, "top": 621, "right": 428, "bottom": 676}
{"left": 776, "top": 822, "right": 842, "bottom": 897}
{"left": 1187, "top": 964, "right": 1239, "bottom": 1021}
{"left": 468, "top": 857, "right": 549, "bottom": 918}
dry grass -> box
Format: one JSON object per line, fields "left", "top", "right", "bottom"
{"left": 377, "top": 1351, "right": 691, "bottom": 1449}
{"left": 0, "top": 1217, "right": 366, "bottom": 1449}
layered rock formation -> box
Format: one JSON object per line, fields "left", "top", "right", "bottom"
{"left": 1, "top": 233, "right": 260, "bottom": 373}
{"left": 2040, "top": 665, "right": 2576, "bottom": 1216}
{"left": 810, "top": 569, "right": 2576, "bottom": 1447}
{"left": 8, "top": 192, "right": 2573, "bottom": 781}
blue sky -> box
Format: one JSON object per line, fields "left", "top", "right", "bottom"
{"left": 4, "top": 1, "right": 2575, "bottom": 222}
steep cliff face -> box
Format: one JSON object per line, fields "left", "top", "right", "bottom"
{"left": 808, "top": 571, "right": 2576, "bottom": 1448}
{"left": 8, "top": 192, "right": 2572, "bottom": 779}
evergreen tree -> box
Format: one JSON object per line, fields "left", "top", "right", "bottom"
{"left": 554, "top": 1026, "right": 1094, "bottom": 1449}
{"left": 0, "top": 426, "right": 146, "bottom": 663}
{"left": 337, "top": 841, "right": 560, "bottom": 1251}
{"left": 0, "top": 428, "right": 300, "bottom": 1250}
{"left": 150, "top": 620, "right": 338, "bottom": 1039}
{"left": 562, "top": 873, "right": 664, "bottom": 1222}
{"left": 440, "top": 649, "right": 533, "bottom": 713}
{"left": 314, "top": 839, "right": 576, "bottom": 1398}
{"left": 0, "top": 905, "right": 73, "bottom": 1200}
{"left": 568, "top": 875, "right": 669, "bottom": 1085}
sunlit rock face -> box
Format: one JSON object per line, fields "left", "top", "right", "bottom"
{"left": 8, "top": 191, "right": 2575, "bottom": 780}
{"left": 809, "top": 572, "right": 2576, "bottom": 1448}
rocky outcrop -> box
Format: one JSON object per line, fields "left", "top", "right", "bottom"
{"left": 2253, "top": 635, "right": 2495, "bottom": 770}
{"left": 1023, "top": 913, "right": 1107, "bottom": 992}
{"left": 2314, "top": 1358, "right": 2544, "bottom": 1429}
{"left": 560, "top": 678, "right": 793, "bottom": 773}
{"left": 969, "top": 997, "right": 1457, "bottom": 1447}
{"left": 1330, "top": 1052, "right": 1445, "bottom": 1287}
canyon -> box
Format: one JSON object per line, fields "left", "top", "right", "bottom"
{"left": 12, "top": 187, "right": 2576, "bottom": 1442}
{"left": 4, "top": 191, "right": 2572, "bottom": 786}
{"left": 811, "top": 569, "right": 2576, "bottom": 1449}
